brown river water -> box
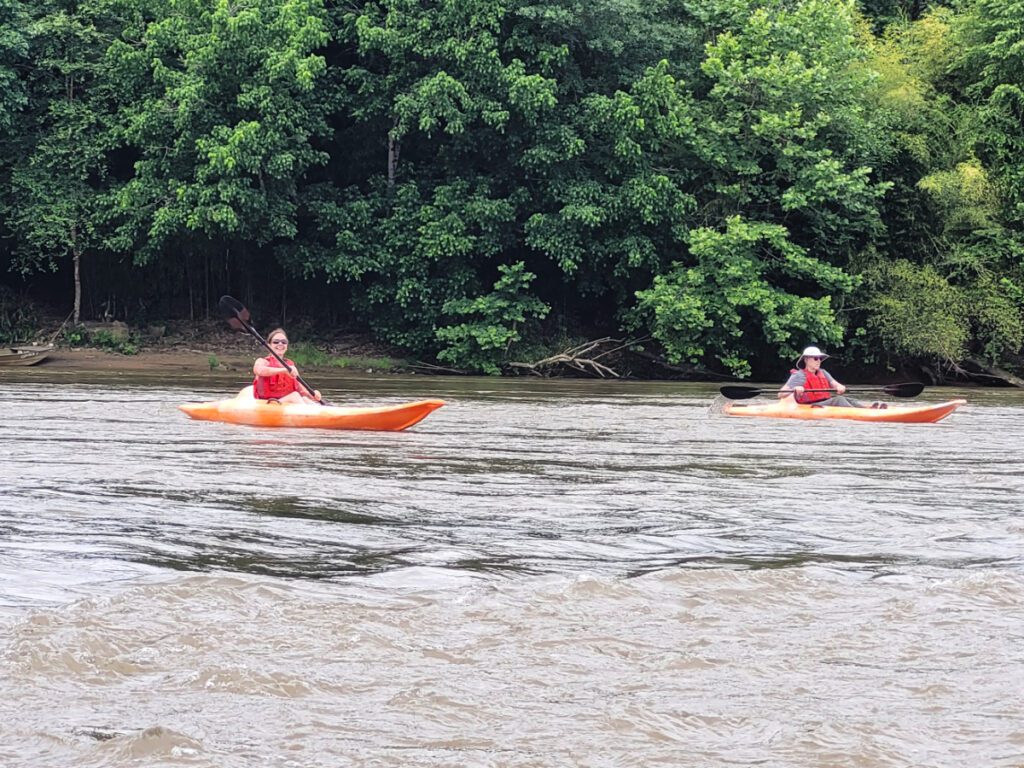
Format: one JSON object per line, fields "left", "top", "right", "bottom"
{"left": 1, "top": 369, "right": 1022, "bottom": 767}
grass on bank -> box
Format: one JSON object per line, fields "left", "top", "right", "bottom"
{"left": 287, "top": 342, "right": 406, "bottom": 372}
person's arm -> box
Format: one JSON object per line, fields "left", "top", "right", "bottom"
{"left": 780, "top": 371, "right": 805, "bottom": 399}
{"left": 823, "top": 370, "right": 846, "bottom": 394}
{"left": 295, "top": 377, "right": 321, "bottom": 401}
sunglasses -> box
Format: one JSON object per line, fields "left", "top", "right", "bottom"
{"left": 270, "top": 339, "right": 289, "bottom": 345}
{"left": 807, "top": 356, "right": 823, "bottom": 361}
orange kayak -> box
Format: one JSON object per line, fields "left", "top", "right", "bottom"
{"left": 723, "top": 399, "right": 966, "bottom": 424}
{"left": 179, "top": 387, "right": 444, "bottom": 431}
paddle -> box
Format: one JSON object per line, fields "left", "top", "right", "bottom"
{"left": 719, "top": 382, "right": 925, "bottom": 401}
{"left": 218, "top": 295, "right": 330, "bottom": 405}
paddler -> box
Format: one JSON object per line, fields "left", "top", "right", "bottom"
{"left": 253, "top": 328, "right": 322, "bottom": 404}
{"left": 780, "top": 346, "right": 885, "bottom": 408}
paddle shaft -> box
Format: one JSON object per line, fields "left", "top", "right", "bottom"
{"left": 783, "top": 387, "right": 865, "bottom": 394}
{"left": 719, "top": 382, "right": 924, "bottom": 400}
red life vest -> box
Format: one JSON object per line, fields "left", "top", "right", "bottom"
{"left": 253, "top": 355, "right": 298, "bottom": 399}
{"left": 794, "top": 367, "right": 832, "bottom": 404}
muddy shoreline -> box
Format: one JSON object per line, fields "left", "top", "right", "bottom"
{"left": 7, "top": 334, "right": 1020, "bottom": 387}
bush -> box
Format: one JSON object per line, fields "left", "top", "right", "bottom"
{"left": 287, "top": 342, "right": 332, "bottom": 367}
{"left": 860, "top": 259, "right": 969, "bottom": 362}
{"left": 61, "top": 325, "right": 140, "bottom": 355}
{"left": 435, "top": 262, "right": 550, "bottom": 375}
{"left": 90, "top": 329, "right": 139, "bottom": 355}
{"left": 0, "top": 287, "right": 38, "bottom": 344}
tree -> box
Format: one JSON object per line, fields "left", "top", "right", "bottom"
{"left": 0, "top": 0, "right": 29, "bottom": 130}
{"left": 6, "top": 0, "right": 117, "bottom": 322}
{"left": 633, "top": 217, "right": 855, "bottom": 377}
{"left": 109, "top": 0, "right": 334, "bottom": 280}
{"left": 435, "top": 261, "right": 549, "bottom": 374}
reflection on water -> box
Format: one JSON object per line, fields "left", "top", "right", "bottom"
{"left": 2, "top": 370, "right": 1023, "bottom": 766}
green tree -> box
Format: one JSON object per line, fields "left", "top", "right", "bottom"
{"left": 0, "top": 0, "right": 29, "bottom": 130}
{"left": 110, "top": 0, "right": 333, "bottom": 267}
{"left": 436, "top": 261, "right": 550, "bottom": 374}
{"left": 617, "top": 0, "right": 894, "bottom": 373}
{"left": 692, "top": 0, "right": 894, "bottom": 258}
{"left": 633, "top": 217, "right": 855, "bottom": 377}
{"left": 851, "top": 4, "right": 1024, "bottom": 370}
{"left": 296, "top": 0, "right": 557, "bottom": 350}
{"left": 6, "top": 0, "right": 118, "bottom": 322}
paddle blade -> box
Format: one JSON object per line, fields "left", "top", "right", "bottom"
{"left": 219, "top": 295, "right": 251, "bottom": 331}
{"left": 719, "top": 386, "right": 764, "bottom": 400}
{"left": 882, "top": 381, "right": 925, "bottom": 398}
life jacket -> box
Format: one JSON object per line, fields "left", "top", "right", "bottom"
{"left": 794, "top": 367, "right": 831, "bottom": 404}
{"left": 253, "top": 355, "right": 298, "bottom": 399}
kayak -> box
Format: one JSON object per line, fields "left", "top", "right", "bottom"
{"left": 723, "top": 398, "right": 966, "bottom": 424}
{"left": 179, "top": 387, "right": 445, "bottom": 431}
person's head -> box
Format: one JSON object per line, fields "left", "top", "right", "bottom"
{"left": 267, "top": 328, "right": 289, "bottom": 352}
{"left": 796, "top": 345, "right": 829, "bottom": 371}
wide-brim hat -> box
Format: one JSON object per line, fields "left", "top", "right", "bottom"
{"left": 796, "top": 345, "right": 830, "bottom": 369}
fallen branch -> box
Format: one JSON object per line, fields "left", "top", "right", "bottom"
{"left": 959, "top": 357, "right": 1024, "bottom": 388}
{"left": 508, "top": 337, "right": 646, "bottom": 378}
{"left": 410, "top": 360, "right": 470, "bottom": 375}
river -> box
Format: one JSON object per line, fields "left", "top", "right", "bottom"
{"left": 2, "top": 369, "right": 1022, "bottom": 767}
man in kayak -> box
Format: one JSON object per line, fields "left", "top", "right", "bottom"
{"left": 780, "top": 346, "right": 884, "bottom": 408}
{"left": 253, "top": 328, "right": 322, "bottom": 404}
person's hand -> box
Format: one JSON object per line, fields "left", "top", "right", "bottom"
{"left": 835, "top": 383, "right": 846, "bottom": 394}
{"left": 794, "top": 386, "right": 805, "bottom": 395}
{"left": 313, "top": 390, "right": 322, "bottom": 402}
{"left": 288, "top": 365, "right": 299, "bottom": 377}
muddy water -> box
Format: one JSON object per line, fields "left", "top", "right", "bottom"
{"left": 1, "top": 370, "right": 1022, "bottom": 767}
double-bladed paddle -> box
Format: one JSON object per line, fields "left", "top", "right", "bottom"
{"left": 719, "top": 382, "right": 925, "bottom": 401}
{"left": 219, "top": 295, "right": 330, "bottom": 406}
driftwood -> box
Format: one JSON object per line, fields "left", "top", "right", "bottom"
{"left": 958, "top": 357, "right": 1024, "bottom": 388}
{"left": 410, "top": 360, "right": 470, "bottom": 375}
{"left": 922, "top": 357, "right": 1024, "bottom": 388}
{"left": 508, "top": 337, "right": 645, "bottom": 378}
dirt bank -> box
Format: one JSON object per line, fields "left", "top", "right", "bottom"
{"left": 10, "top": 317, "right": 410, "bottom": 375}
{"left": 36, "top": 346, "right": 258, "bottom": 374}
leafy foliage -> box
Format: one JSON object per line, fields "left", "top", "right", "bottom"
{"left": 860, "top": 258, "right": 970, "bottom": 362}
{"left": 0, "top": 0, "right": 28, "bottom": 130}
{"left": 0, "top": 0, "right": 1022, "bottom": 378}
{"left": 436, "top": 262, "right": 550, "bottom": 374}
{"left": 108, "top": 0, "right": 333, "bottom": 261}
{"left": 633, "top": 217, "right": 854, "bottom": 377}
{"left": 5, "top": 0, "right": 116, "bottom": 279}
{"left": 0, "top": 286, "right": 37, "bottom": 343}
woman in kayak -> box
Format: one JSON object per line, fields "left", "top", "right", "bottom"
{"left": 252, "top": 329, "right": 322, "bottom": 404}
{"left": 780, "top": 346, "right": 884, "bottom": 408}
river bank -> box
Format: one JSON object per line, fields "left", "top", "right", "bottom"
{"left": 15, "top": 347, "right": 425, "bottom": 382}
{"left": 9, "top": 316, "right": 415, "bottom": 376}
{"left": 7, "top": 317, "right": 1023, "bottom": 385}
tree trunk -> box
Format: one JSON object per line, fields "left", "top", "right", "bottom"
{"left": 387, "top": 131, "right": 400, "bottom": 189}
{"left": 281, "top": 265, "right": 287, "bottom": 326}
{"left": 71, "top": 225, "right": 81, "bottom": 324}
{"left": 185, "top": 250, "right": 194, "bottom": 321}
{"left": 204, "top": 253, "right": 210, "bottom": 319}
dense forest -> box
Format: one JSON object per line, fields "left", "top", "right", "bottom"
{"left": 1, "top": 0, "right": 1022, "bottom": 379}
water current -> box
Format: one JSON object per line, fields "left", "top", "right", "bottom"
{"left": 1, "top": 369, "right": 1022, "bottom": 767}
